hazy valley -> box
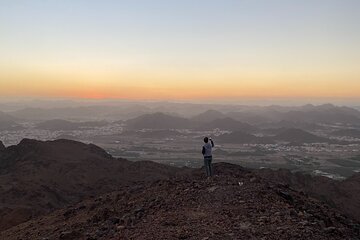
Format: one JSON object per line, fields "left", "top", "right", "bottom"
{"left": 1, "top": 102, "right": 360, "bottom": 180}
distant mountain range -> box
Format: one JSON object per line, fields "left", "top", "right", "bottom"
{"left": 196, "top": 117, "right": 258, "bottom": 133}
{"left": 5, "top": 103, "right": 360, "bottom": 126}
{"left": 124, "top": 103, "right": 360, "bottom": 131}
{"left": 126, "top": 112, "right": 191, "bottom": 130}
{"left": 217, "top": 131, "right": 274, "bottom": 144}
{"left": 7, "top": 106, "right": 152, "bottom": 121}
{"left": 227, "top": 104, "right": 360, "bottom": 125}
{"left": 191, "top": 109, "right": 227, "bottom": 122}
{"left": 120, "top": 129, "right": 185, "bottom": 139}
{"left": 125, "top": 112, "right": 257, "bottom": 133}
{"left": 35, "top": 119, "right": 109, "bottom": 131}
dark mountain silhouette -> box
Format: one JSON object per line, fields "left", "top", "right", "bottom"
{"left": 217, "top": 131, "right": 274, "bottom": 144}
{"left": 125, "top": 112, "right": 191, "bottom": 130}
{"left": 273, "top": 128, "right": 330, "bottom": 143}
{"left": 55, "top": 134, "right": 80, "bottom": 141}
{"left": 1, "top": 163, "right": 359, "bottom": 239}
{"left": 104, "top": 104, "right": 151, "bottom": 120}
{"left": 36, "top": 119, "right": 108, "bottom": 131}
{"left": 271, "top": 104, "right": 360, "bottom": 124}
{"left": 331, "top": 129, "right": 360, "bottom": 139}
{"left": 191, "top": 109, "right": 227, "bottom": 122}
{"left": 0, "top": 141, "right": 5, "bottom": 151}
{"left": 0, "top": 139, "right": 182, "bottom": 231}
{"left": 196, "top": 117, "right": 258, "bottom": 133}
{"left": 227, "top": 111, "right": 269, "bottom": 124}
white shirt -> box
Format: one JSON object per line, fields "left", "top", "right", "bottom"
{"left": 203, "top": 142, "right": 213, "bottom": 157}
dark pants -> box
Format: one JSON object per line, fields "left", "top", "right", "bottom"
{"left": 204, "top": 156, "right": 213, "bottom": 177}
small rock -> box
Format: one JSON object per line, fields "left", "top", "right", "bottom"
{"left": 239, "top": 222, "right": 252, "bottom": 230}
{"left": 59, "top": 230, "right": 80, "bottom": 239}
{"left": 290, "top": 209, "right": 298, "bottom": 217}
{"left": 63, "top": 209, "right": 75, "bottom": 218}
{"left": 277, "top": 191, "right": 294, "bottom": 203}
{"left": 134, "top": 207, "right": 145, "bottom": 213}
{"left": 324, "top": 227, "right": 337, "bottom": 233}
{"left": 109, "top": 217, "right": 120, "bottom": 224}
{"left": 117, "top": 225, "right": 126, "bottom": 230}
{"left": 207, "top": 186, "right": 219, "bottom": 193}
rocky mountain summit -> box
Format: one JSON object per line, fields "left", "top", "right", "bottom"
{"left": 1, "top": 163, "right": 359, "bottom": 240}
{"left": 0, "top": 139, "right": 359, "bottom": 239}
{"left": 0, "top": 139, "right": 181, "bottom": 231}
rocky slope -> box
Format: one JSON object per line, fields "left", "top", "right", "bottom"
{"left": 1, "top": 163, "right": 359, "bottom": 240}
{"left": 257, "top": 168, "right": 360, "bottom": 223}
{"left": 1, "top": 139, "right": 359, "bottom": 239}
{"left": 0, "top": 139, "right": 182, "bottom": 231}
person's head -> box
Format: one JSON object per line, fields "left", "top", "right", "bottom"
{"left": 203, "top": 137, "right": 209, "bottom": 143}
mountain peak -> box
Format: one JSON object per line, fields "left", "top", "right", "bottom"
{"left": 274, "top": 128, "right": 328, "bottom": 143}
{"left": 192, "top": 109, "right": 226, "bottom": 122}
{"left": 18, "top": 138, "right": 42, "bottom": 146}
{"left": 126, "top": 112, "right": 190, "bottom": 130}
{"left": 317, "top": 103, "right": 336, "bottom": 110}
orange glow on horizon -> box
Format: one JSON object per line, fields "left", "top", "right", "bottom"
{"left": 1, "top": 64, "right": 360, "bottom": 100}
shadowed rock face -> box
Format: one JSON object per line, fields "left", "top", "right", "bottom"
{"left": 1, "top": 163, "right": 359, "bottom": 240}
{"left": 0, "top": 141, "right": 5, "bottom": 151}
{"left": 257, "top": 168, "right": 360, "bottom": 223}
{"left": 0, "top": 139, "right": 182, "bottom": 231}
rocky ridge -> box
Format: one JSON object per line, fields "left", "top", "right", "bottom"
{"left": 0, "top": 139, "right": 182, "bottom": 231}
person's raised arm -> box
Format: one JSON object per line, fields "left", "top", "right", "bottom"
{"left": 210, "top": 138, "right": 214, "bottom": 147}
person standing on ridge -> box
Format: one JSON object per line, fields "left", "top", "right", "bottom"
{"left": 202, "top": 137, "right": 214, "bottom": 177}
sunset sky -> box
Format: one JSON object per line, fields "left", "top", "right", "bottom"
{"left": 1, "top": 0, "right": 359, "bottom": 101}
